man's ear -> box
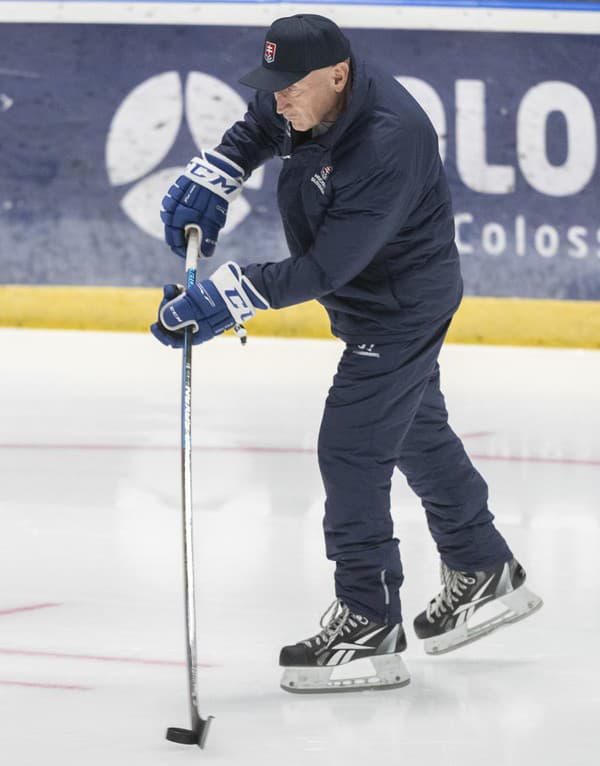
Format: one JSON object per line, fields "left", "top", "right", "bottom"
{"left": 332, "top": 61, "right": 350, "bottom": 92}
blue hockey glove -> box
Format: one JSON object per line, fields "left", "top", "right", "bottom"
{"left": 150, "top": 262, "right": 269, "bottom": 348}
{"left": 160, "top": 150, "right": 244, "bottom": 259}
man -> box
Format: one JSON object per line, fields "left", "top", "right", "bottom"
{"left": 152, "top": 14, "right": 542, "bottom": 693}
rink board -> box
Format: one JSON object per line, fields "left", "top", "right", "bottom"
{"left": 0, "top": 1, "right": 599, "bottom": 345}
{"left": 2, "top": 285, "right": 599, "bottom": 348}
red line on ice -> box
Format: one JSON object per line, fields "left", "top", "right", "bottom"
{"left": 0, "top": 647, "right": 215, "bottom": 668}
{"left": 0, "top": 679, "right": 91, "bottom": 691}
{"left": 0, "top": 443, "right": 315, "bottom": 454}
{"left": 470, "top": 453, "right": 600, "bottom": 467}
{"left": 0, "top": 603, "right": 61, "bottom": 618}
{"left": 0, "top": 442, "right": 598, "bottom": 466}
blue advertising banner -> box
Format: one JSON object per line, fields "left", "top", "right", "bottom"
{"left": 0, "top": 21, "right": 599, "bottom": 300}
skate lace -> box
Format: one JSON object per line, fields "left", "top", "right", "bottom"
{"left": 303, "top": 599, "right": 364, "bottom": 649}
{"left": 426, "top": 563, "right": 476, "bottom": 621}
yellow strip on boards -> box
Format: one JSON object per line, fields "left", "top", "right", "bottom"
{"left": 0, "top": 285, "right": 598, "bottom": 349}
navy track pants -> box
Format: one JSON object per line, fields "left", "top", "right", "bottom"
{"left": 317, "top": 322, "right": 512, "bottom": 624}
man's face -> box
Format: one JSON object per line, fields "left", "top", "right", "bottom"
{"left": 274, "top": 66, "right": 346, "bottom": 132}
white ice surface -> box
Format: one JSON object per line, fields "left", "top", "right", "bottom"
{"left": 0, "top": 328, "right": 599, "bottom": 765}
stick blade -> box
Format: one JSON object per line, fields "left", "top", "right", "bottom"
{"left": 166, "top": 717, "right": 213, "bottom": 748}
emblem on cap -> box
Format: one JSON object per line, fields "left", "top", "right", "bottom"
{"left": 264, "top": 41, "right": 277, "bottom": 64}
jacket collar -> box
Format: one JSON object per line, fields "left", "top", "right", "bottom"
{"left": 286, "top": 56, "right": 370, "bottom": 153}
{"left": 309, "top": 56, "right": 370, "bottom": 150}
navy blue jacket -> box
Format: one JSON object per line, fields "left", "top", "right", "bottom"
{"left": 217, "top": 58, "right": 463, "bottom": 343}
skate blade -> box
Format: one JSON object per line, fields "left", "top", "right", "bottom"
{"left": 424, "top": 584, "right": 543, "bottom": 656}
{"left": 280, "top": 653, "right": 410, "bottom": 694}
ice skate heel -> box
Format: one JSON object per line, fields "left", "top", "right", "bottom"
{"left": 415, "top": 559, "right": 543, "bottom": 655}
{"left": 281, "top": 652, "right": 410, "bottom": 694}
{"left": 424, "top": 584, "right": 543, "bottom": 655}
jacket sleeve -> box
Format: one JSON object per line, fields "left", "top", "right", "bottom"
{"left": 243, "top": 154, "right": 423, "bottom": 308}
{"left": 215, "top": 90, "right": 286, "bottom": 179}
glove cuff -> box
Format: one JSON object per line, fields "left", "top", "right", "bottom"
{"left": 204, "top": 149, "right": 245, "bottom": 180}
{"left": 210, "top": 261, "right": 270, "bottom": 325}
{"left": 241, "top": 274, "right": 270, "bottom": 311}
{"left": 184, "top": 152, "right": 243, "bottom": 203}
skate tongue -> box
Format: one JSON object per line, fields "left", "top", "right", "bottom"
{"left": 340, "top": 603, "right": 370, "bottom": 625}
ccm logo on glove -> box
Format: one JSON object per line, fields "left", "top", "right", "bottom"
{"left": 224, "top": 288, "right": 254, "bottom": 321}
{"left": 161, "top": 148, "right": 245, "bottom": 258}
{"left": 186, "top": 159, "right": 241, "bottom": 198}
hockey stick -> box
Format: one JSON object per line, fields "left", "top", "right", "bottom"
{"left": 166, "top": 226, "right": 213, "bottom": 749}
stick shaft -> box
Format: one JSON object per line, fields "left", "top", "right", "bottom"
{"left": 181, "top": 228, "right": 200, "bottom": 731}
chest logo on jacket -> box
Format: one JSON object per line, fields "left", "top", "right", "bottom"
{"left": 311, "top": 165, "right": 333, "bottom": 195}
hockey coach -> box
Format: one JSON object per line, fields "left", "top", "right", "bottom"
{"left": 152, "top": 14, "right": 542, "bottom": 693}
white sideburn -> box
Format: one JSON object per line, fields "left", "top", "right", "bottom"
{"left": 280, "top": 653, "right": 410, "bottom": 694}
{"left": 424, "top": 584, "right": 544, "bottom": 655}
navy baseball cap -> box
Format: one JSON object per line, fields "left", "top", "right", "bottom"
{"left": 239, "top": 14, "right": 351, "bottom": 92}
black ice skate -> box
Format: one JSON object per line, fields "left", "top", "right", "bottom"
{"left": 414, "top": 558, "right": 543, "bottom": 655}
{"left": 279, "top": 599, "right": 410, "bottom": 693}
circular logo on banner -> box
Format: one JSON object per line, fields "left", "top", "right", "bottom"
{"left": 105, "top": 71, "right": 263, "bottom": 240}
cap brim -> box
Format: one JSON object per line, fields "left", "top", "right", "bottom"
{"left": 239, "top": 65, "right": 308, "bottom": 91}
